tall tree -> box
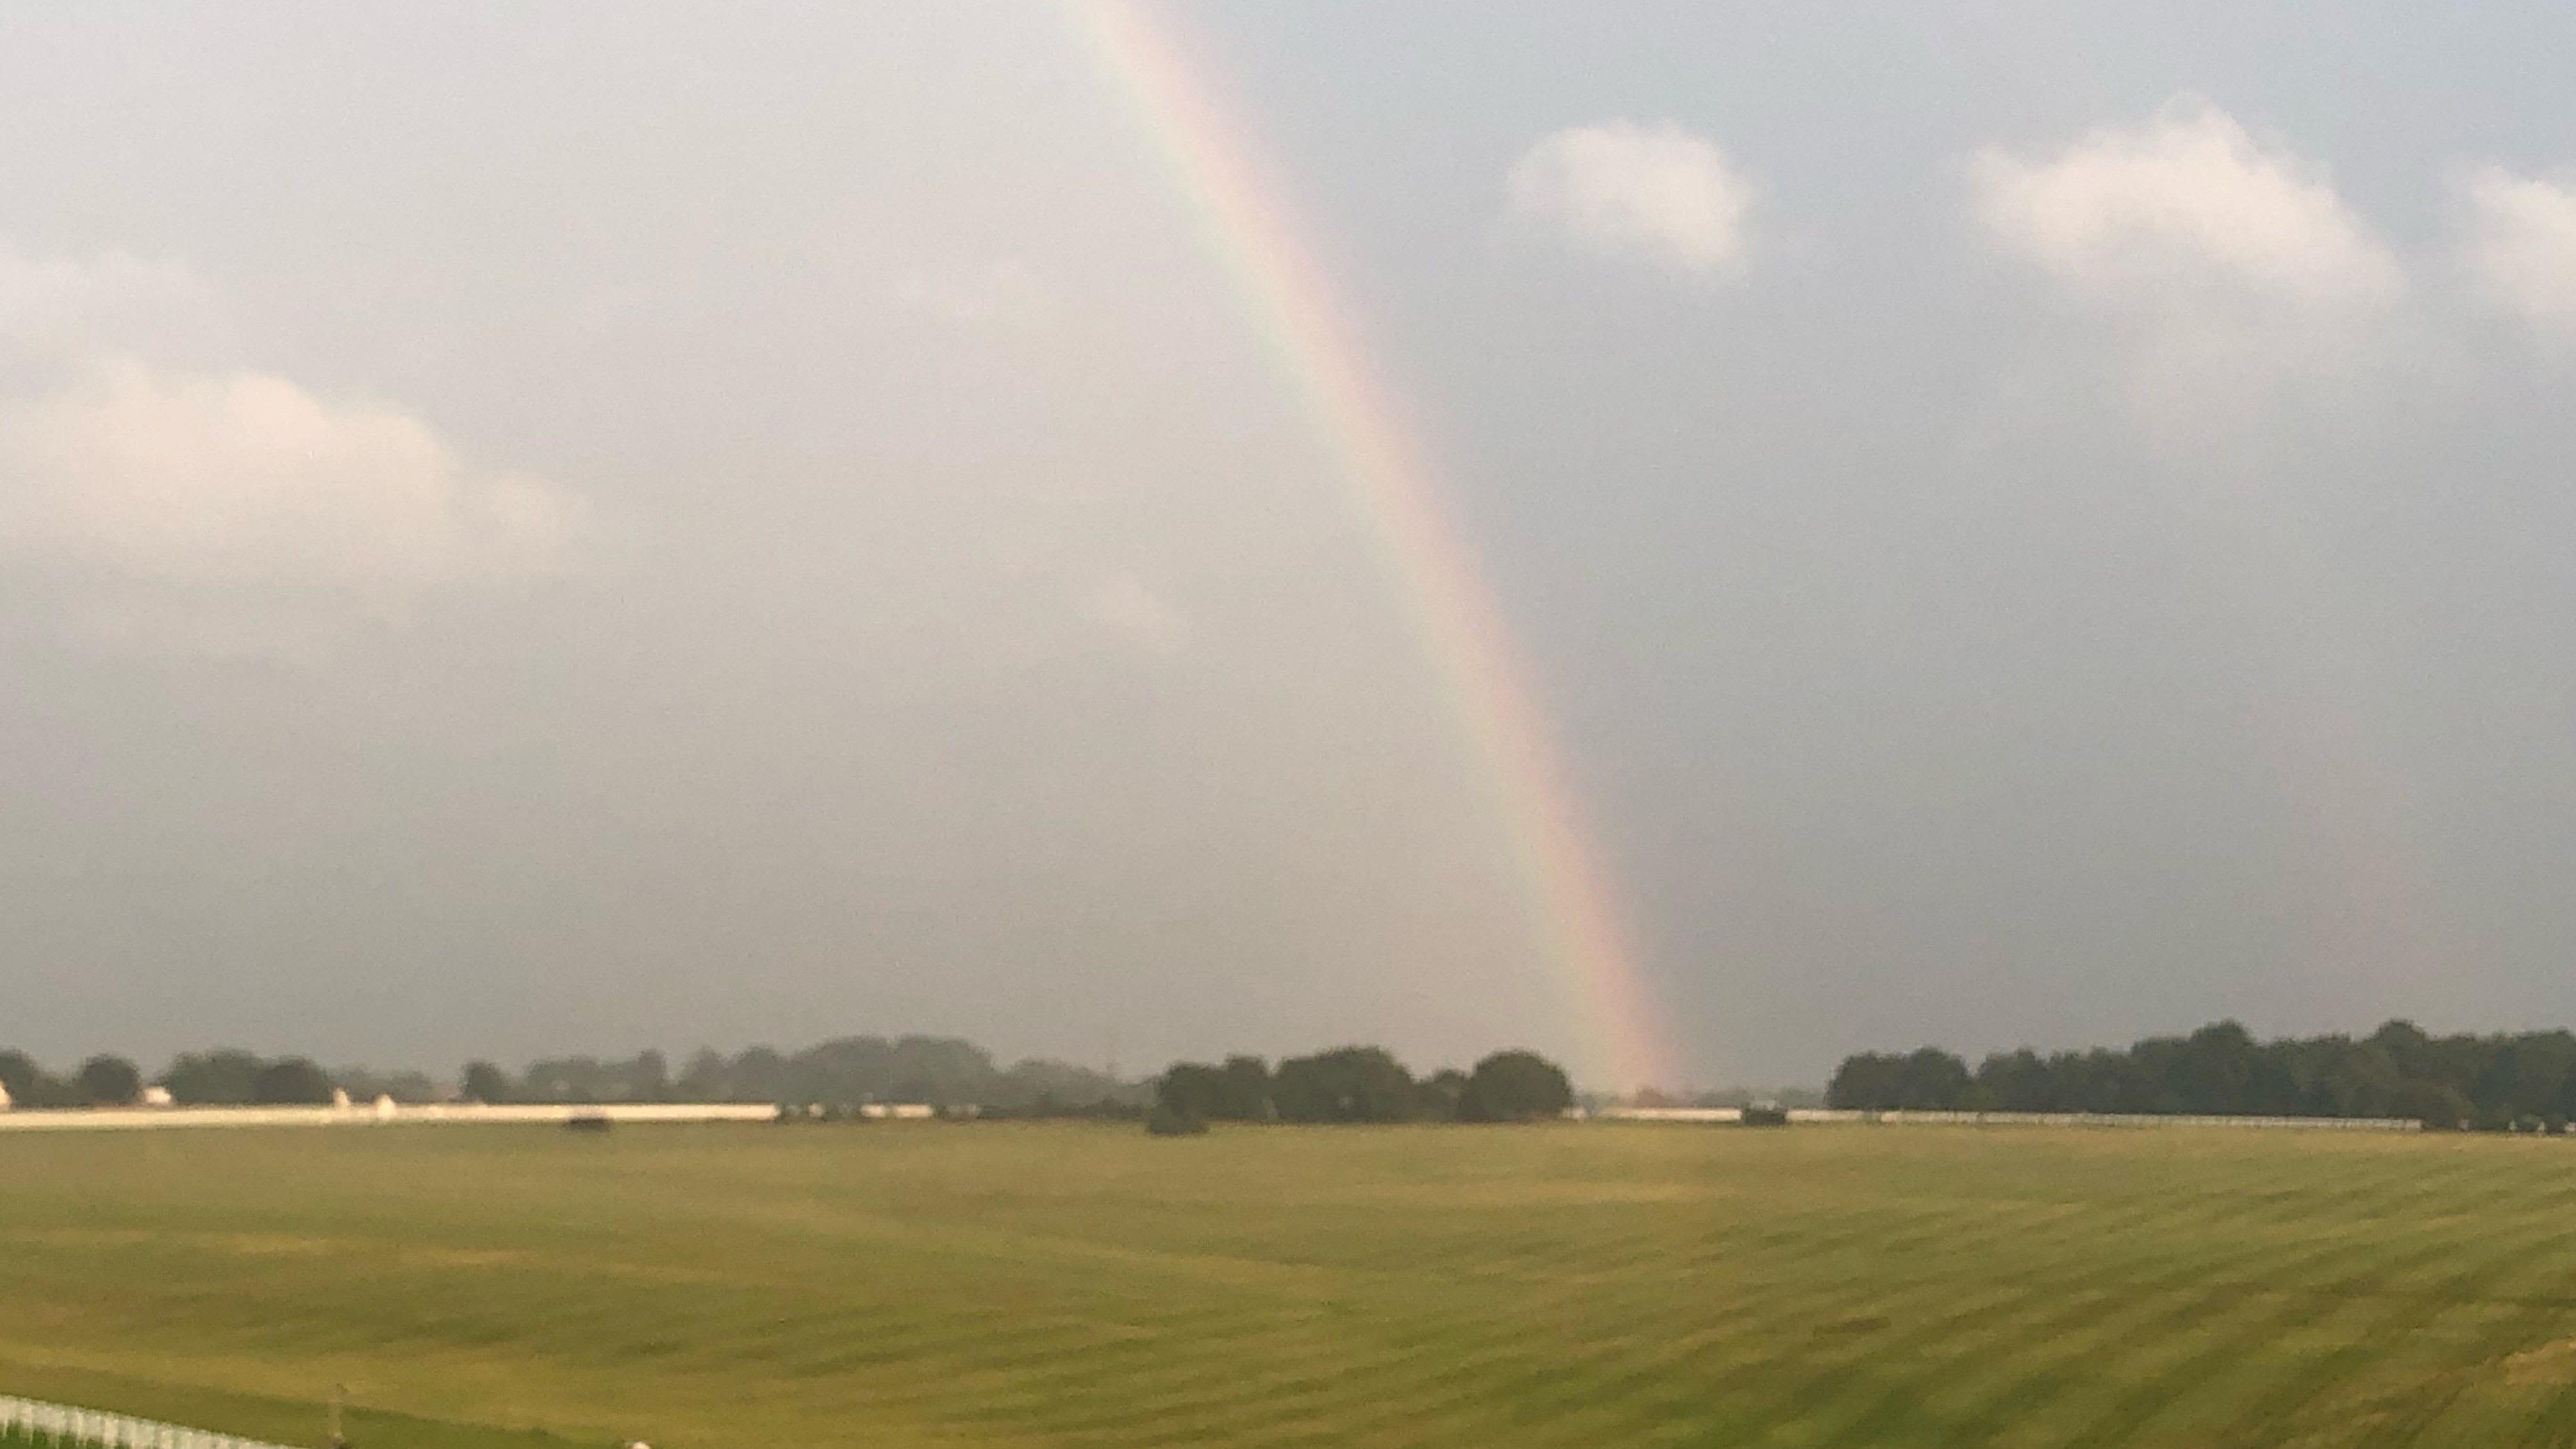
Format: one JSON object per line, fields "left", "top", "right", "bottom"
{"left": 251, "top": 1058, "right": 335, "bottom": 1105}
{"left": 1272, "top": 1047, "right": 1419, "bottom": 1123}
{"left": 75, "top": 1056, "right": 142, "bottom": 1106}
{"left": 1458, "top": 1050, "right": 1574, "bottom": 1122}
{"left": 163, "top": 1050, "right": 266, "bottom": 1105}
{"left": 461, "top": 1061, "right": 514, "bottom": 1104}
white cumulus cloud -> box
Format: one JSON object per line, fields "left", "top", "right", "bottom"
{"left": 0, "top": 249, "right": 591, "bottom": 649}
{"left": 1970, "top": 97, "right": 2400, "bottom": 310}
{"left": 0, "top": 360, "right": 581, "bottom": 590}
{"left": 1508, "top": 120, "right": 1754, "bottom": 279}
{"left": 1965, "top": 99, "right": 2415, "bottom": 442}
{"left": 2459, "top": 165, "right": 2576, "bottom": 335}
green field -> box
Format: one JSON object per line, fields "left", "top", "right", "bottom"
{"left": 4, "top": 1122, "right": 2576, "bottom": 1447}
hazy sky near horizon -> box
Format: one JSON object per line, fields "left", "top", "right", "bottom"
{"left": 6, "top": 3, "right": 2576, "bottom": 1086}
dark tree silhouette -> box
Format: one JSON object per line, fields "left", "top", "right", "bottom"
{"left": 251, "top": 1058, "right": 335, "bottom": 1105}
{"left": 1272, "top": 1047, "right": 1421, "bottom": 1123}
{"left": 162, "top": 1050, "right": 267, "bottom": 1105}
{"left": 1458, "top": 1050, "right": 1574, "bottom": 1122}
{"left": 1829, "top": 1019, "right": 2576, "bottom": 1130}
{"left": 75, "top": 1055, "right": 142, "bottom": 1106}
{"left": 461, "top": 1061, "right": 515, "bottom": 1104}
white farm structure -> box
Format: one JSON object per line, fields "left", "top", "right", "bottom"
{"left": 0, "top": 1101, "right": 777, "bottom": 1134}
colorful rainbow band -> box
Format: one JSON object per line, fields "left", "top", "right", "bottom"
{"left": 1069, "top": 1, "right": 1678, "bottom": 1089}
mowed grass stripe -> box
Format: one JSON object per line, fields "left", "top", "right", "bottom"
{"left": 3, "top": 1125, "right": 2572, "bottom": 1447}
{"left": 2375, "top": 1298, "right": 2576, "bottom": 1447}
{"left": 2204, "top": 1238, "right": 2576, "bottom": 1440}
{"left": 2293, "top": 1155, "right": 2576, "bottom": 1446}
{"left": 2516, "top": 1337, "right": 2576, "bottom": 1447}
{"left": 961, "top": 1189, "right": 1784, "bottom": 1441}
{"left": 868, "top": 1177, "right": 1995, "bottom": 1445}
{"left": 1945, "top": 1224, "right": 2474, "bottom": 1449}
{"left": 2336, "top": 1227, "right": 2576, "bottom": 1449}
{"left": 877, "top": 1282, "right": 1389, "bottom": 1442}
{"left": 1847, "top": 1217, "right": 2416, "bottom": 1446}
{"left": 2047, "top": 1225, "right": 2551, "bottom": 1449}
{"left": 2004, "top": 1151, "right": 2570, "bottom": 1448}
{"left": 829, "top": 1129, "right": 2473, "bottom": 1443}
{"left": 2110, "top": 1145, "right": 2576, "bottom": 1445}
{"left": 1255, "top": 1240, "right": 1887, "bottom": 1443}
{"left": 1327, "top": 1148, "right": 2249, "bottom": 1445}
{"left": 1720, "top": 1158, "right": 2330, "bottom": 1440}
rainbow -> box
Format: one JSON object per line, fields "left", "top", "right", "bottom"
{"left": 1069, "top": 1, "right": 1679, "bottom": 1089}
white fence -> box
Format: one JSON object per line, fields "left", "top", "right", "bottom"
{"left": 1594, "top": 1106, "right": 2420, "bottom": 1130}
{"left": 0, "top": 1395, "right": 294, "bottom": 1449}
{"left": 1598, "top": 1107, "right": 1744, "bottom": 1123}
{"left": 1812, "top": 1109, "right": 2419, "bottom": 1130}
{"left": 0, "top": 1102, "right": 777, "bottom": 1134}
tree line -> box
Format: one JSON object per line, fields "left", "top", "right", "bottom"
{"left": 1152, "top": 1046, "right": 1573, "bottom": 1129}
{"left": 0, "top": 1036, "right": 1143, "bottom": 1113}
{"left": 0, "top": 1049, "right": 337, "bottom": 1107}
{"left": 1829, "top": 1020, "right": 2576, "bottom": 1130}
{"left": 463, "top": 1036, "right": 1142, "bottom": 1111}
{"left": 0, "top": 1036, "right": 1575, "bottom": 1123}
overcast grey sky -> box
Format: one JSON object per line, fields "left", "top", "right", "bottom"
{"left": 4, "top": 3, "right": 2575, "bottom": 1087}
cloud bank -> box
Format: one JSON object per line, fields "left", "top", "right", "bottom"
{"left": 0, "top": 249, "right": 588, "bottom": 649}
{"left": 1508, "top": 121, "right": 1754, "bottom": 279}
{"left": 1967, "top": 98, "right": 2416, "bottom": 438}
{"left": 1971, "top": 98, "right": 2400, "bottom": 311}
{"left": 2461, "top": 165, "right": 2576, "bottom": 335}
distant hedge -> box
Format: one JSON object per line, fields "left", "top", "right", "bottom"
{"left": 1829, "top": 1020, "right": 2573, "bottom": 1130}
{"left": 1155, "top": 1047, "right": 1573, "bottom": 1125}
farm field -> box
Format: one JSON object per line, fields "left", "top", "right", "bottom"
{"left": 3, "top": 1123, "right": 2576, "bottom": 1448}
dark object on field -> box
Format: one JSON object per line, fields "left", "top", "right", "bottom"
{"left": 565, "top": 1113, "right": 613, "bottom": 1133}
{"left": 1741, "top": 1104, "right": 1790, "bottom": 1127}
{"left": 1145, "top": 1104, "right": 1208, "bottom": 1136}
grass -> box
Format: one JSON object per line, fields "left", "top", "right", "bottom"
{"left": 3, "top": 1122, "right": 2576, "bottom": 1447}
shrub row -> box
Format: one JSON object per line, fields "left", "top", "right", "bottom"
{"left": 1153, "top": 1047, "right": 1573, "bottom": 1130}
{"left": 0, "top": 1050, "right": 333, "bottom": 1107}
{"left": 1829, "top": 1020, "right": 2576, "bottom": 1130}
